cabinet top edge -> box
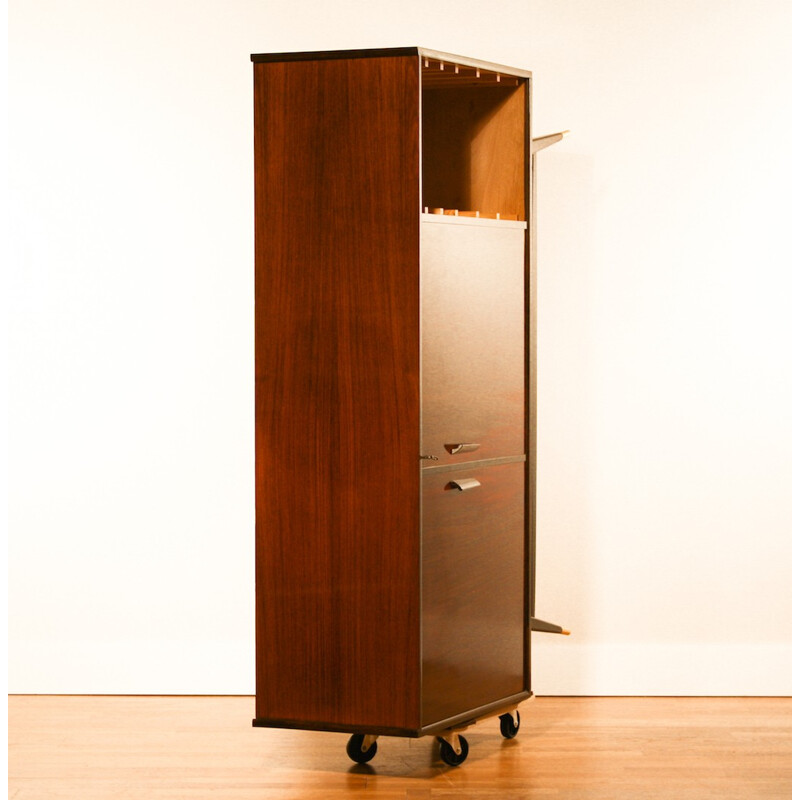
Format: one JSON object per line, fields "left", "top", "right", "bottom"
{"left": 250, "top": 47, "right": 531, "bottom": 77}
{"left": 250, "top": 47, "right": 420, "bottom": 63}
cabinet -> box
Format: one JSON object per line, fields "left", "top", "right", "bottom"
{"left": 252, "top": 47, "right": 548, "bottom": 764}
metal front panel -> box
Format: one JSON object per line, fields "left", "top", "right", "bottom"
{"left": 421, "top": 462, "right": 526, "bottom": 726}
{"left": 421, "top": 217, "right": 526, "bottom": 466}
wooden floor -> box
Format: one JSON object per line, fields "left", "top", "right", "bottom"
{"left": 8, "top": 696, "right": 791, "bottom": 799}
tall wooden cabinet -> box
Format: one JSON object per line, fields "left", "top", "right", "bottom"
{"left": 252, "top": 47, "right": 544, "bottom": 765}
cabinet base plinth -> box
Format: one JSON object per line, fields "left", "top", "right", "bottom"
{"left": 253, "top": 690, "right": 534, "bottom": 739}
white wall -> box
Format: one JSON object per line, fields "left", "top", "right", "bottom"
{"left": 8, "top": 0, "right": 791, "bottom": 694}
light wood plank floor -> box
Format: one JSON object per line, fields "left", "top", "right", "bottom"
{"left": 8, "top": 696, "right": 790, "bottom": 799}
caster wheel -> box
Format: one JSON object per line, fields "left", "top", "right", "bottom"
{"left": 438, "top": 734, "right": 469, "bottom": 766}
{"left": 499, "top": 711, "right": 520, "bottom": 739}
{"left": 346, "top": 733, "right": 377, "bottom": 764}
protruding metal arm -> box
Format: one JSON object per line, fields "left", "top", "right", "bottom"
{"left": 531, "top": 617, "right": 571, "bottom": 635}
{"left": 531, "top": 130, "right": 569, "bottom": 154}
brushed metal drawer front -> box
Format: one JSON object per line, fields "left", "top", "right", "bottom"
{"left": 421, "top": 219, "right": 525, "bottom": 464}
{"left": 421, "top": 462, "right": 525, "bottom": 727}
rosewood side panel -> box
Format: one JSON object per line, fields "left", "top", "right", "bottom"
{"left": 254, "top": 55, "right": 421, "bottom": 733}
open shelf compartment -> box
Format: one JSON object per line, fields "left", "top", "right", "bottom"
{"left": 421, "top": 55, "right": 528, "bottom": 221}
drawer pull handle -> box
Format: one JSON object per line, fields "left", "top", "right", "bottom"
{"left": 444, "top": 443, "right": 481, "bottom": 455}
{"left": 448, "top": 478, "right": 481, "bottom": 492}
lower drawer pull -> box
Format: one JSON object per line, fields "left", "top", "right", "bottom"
{"left": 448, "top": 478, "right": 481, "bottom": 492}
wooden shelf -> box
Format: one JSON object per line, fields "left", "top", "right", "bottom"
{"left": 421, "top": 212, "right": 527, "bottom": 230}
{"left": 424, "top": 207, "right": 520, "bottom": 221}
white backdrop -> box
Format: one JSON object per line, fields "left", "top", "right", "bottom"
{"left": 8, "top": 0, "right": 791, "bottom": 695}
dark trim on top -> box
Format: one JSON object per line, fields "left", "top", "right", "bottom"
{"left": 250, "top": 47, "right": 532, "bottom": 79}
{"left": 251, "top": 47, "right": 420, "bottom": 63}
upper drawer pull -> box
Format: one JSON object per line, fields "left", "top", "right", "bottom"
{"left": 444, "top": 442, "right": 481, "bottom": 455}
{"left": 448, "top": 478, "right": 481, "bottom": 492}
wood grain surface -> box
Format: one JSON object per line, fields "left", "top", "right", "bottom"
{"left": 8, "top": 695, "right": 791, "bottom": 799}
{"left": 253, "top": 54, "right": 421, "bottom": 732}
{"left": 422, "top": 83, "right": 526, "bottom": 219}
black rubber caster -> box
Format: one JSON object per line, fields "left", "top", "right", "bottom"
{"left": 437, "top": 734, "right": 469, "bottom": 766}
{"left": 499, "top": 711, "right": 520, "bottom": 739}
{"left": 346, "top": 733, "right": 377, "bottom": 764}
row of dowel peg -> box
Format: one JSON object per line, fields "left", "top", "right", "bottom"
{"left": 424, "top": 207, "right": 519, "bottom": 221}
{"left": 422, "top": 58, "right": 520, "bottom": 86}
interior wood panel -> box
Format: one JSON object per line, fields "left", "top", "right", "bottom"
{"left": 421, "top": 462, "right": 526, "bottom": 726}
{"left": 253, "top": 54, "right": 421, "bottom": 732}
{"left": 422, "top": 83, "right": 526, "bottom": 219}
